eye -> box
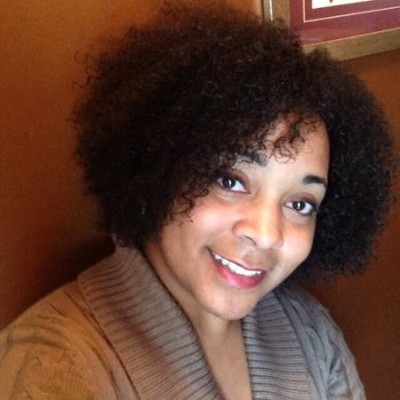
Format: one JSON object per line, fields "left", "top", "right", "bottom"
{"left": 215, "top": 172, "right": 246, "bottom": 193}
{"left": 286, "top": 200, "right": 317, "bottom": 216}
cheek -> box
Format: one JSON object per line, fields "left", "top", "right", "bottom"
{"left": 161, "top": 203, "right": 224, "bottom": 252}
{"left": 286, "top": 225, "right": 316, "bottom": 265}
{"left": 190, "top": 197, "right": 231, "bottom": 230}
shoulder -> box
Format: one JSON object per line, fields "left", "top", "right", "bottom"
{"left": 0, "top": 281, "right": 134, "bottom": 399}
{"left": 274, "top": 284, "right": 366, "bottom": 400}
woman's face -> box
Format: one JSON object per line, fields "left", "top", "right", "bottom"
{"left": 145, "top": 121, "right": 329, "bottom": 323}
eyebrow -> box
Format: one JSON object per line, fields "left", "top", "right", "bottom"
{"left": 234, "top": 156, "right": 328, "bottom": 188}
{"left": 236, "top": 153, "right": 268, "bottom": 166}
{"left": 302, "top": 174, "right": 328, "bottom": 189}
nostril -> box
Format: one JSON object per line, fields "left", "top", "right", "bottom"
{"left": 233, "top": 211, "right": 283, "bottom": 251}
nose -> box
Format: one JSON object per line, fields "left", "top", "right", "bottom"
{"left": 233, "top": 200, "right": 284, "bottom": 250}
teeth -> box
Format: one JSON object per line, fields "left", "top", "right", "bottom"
{"left": 213, "top": 252, "right": 262, "bottom": 277}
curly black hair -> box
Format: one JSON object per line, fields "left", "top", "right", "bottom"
{"left": 74, "top": 1, "right": 395, "bottom": 282}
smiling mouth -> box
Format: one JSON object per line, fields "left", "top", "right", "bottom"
{"left": 211, "top": 251, "right": 263, "bottom": 278}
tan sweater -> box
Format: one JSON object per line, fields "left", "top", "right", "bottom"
{"left": 0, "top": 246, "right": 365, "bottom": 399}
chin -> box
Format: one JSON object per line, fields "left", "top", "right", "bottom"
{"left": 205, "top": 297, "right": 260, "bottom": 321}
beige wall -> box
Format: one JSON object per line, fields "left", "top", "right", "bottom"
{"left": 1, "top": 1, "right": 399, "bottom": 399}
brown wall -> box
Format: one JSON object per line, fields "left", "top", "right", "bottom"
{"left": 0, "top": 1, "right": 398, "bottom": 399}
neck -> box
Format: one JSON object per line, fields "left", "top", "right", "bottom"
{"left": 184, "top": 301, "right": 240, "bottom": 343}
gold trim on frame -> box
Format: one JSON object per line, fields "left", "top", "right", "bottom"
{"left": 262, "top": 0, "right": 400, "bottom": 60}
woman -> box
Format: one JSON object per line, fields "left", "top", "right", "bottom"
{"left": 0, "top": 2, "right": 394, "bottom": 399}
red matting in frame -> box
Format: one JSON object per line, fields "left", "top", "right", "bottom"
{"left": 290, "top": 0, "right": 400, "bottom": 44}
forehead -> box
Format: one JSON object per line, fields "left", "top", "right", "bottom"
{"left": 235, "top": 118, "right": 329, "bottom": 166}
{"left": 232, "top": 130, "right": 329, "bottom": 195}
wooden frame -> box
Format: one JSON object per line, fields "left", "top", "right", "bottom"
{"left": 262, "top": 0, "right": 400, "bottom": 60}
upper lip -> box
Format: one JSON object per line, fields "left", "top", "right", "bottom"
{"left": 210, "top": 249, "right": 266, "bottom": 274}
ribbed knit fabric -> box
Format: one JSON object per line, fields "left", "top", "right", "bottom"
{"left": 78, "top": 246, "right": 311, "bottom": 399}
{"left": 0, "top": 245, "right": 366, "bottom": 399}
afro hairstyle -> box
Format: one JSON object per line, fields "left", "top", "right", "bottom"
{"left": 74, "top": 1, "right": 395, "bottom": 282}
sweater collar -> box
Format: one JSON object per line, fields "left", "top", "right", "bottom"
{"left": 79, "top": 246, "right": 310, "bottom": 399}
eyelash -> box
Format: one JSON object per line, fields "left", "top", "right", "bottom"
{"left": 215, "top": 171, "right": 246, "bottom": 193}
{"left": 215, "top": 170, "right": 319, "bottom": 217}
{"left": 285, "top": 200, "right": 318, "bottom": 217}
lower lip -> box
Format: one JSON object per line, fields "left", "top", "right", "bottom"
{"left": 212, "top": 258, "right": 266, "bottom": 289}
